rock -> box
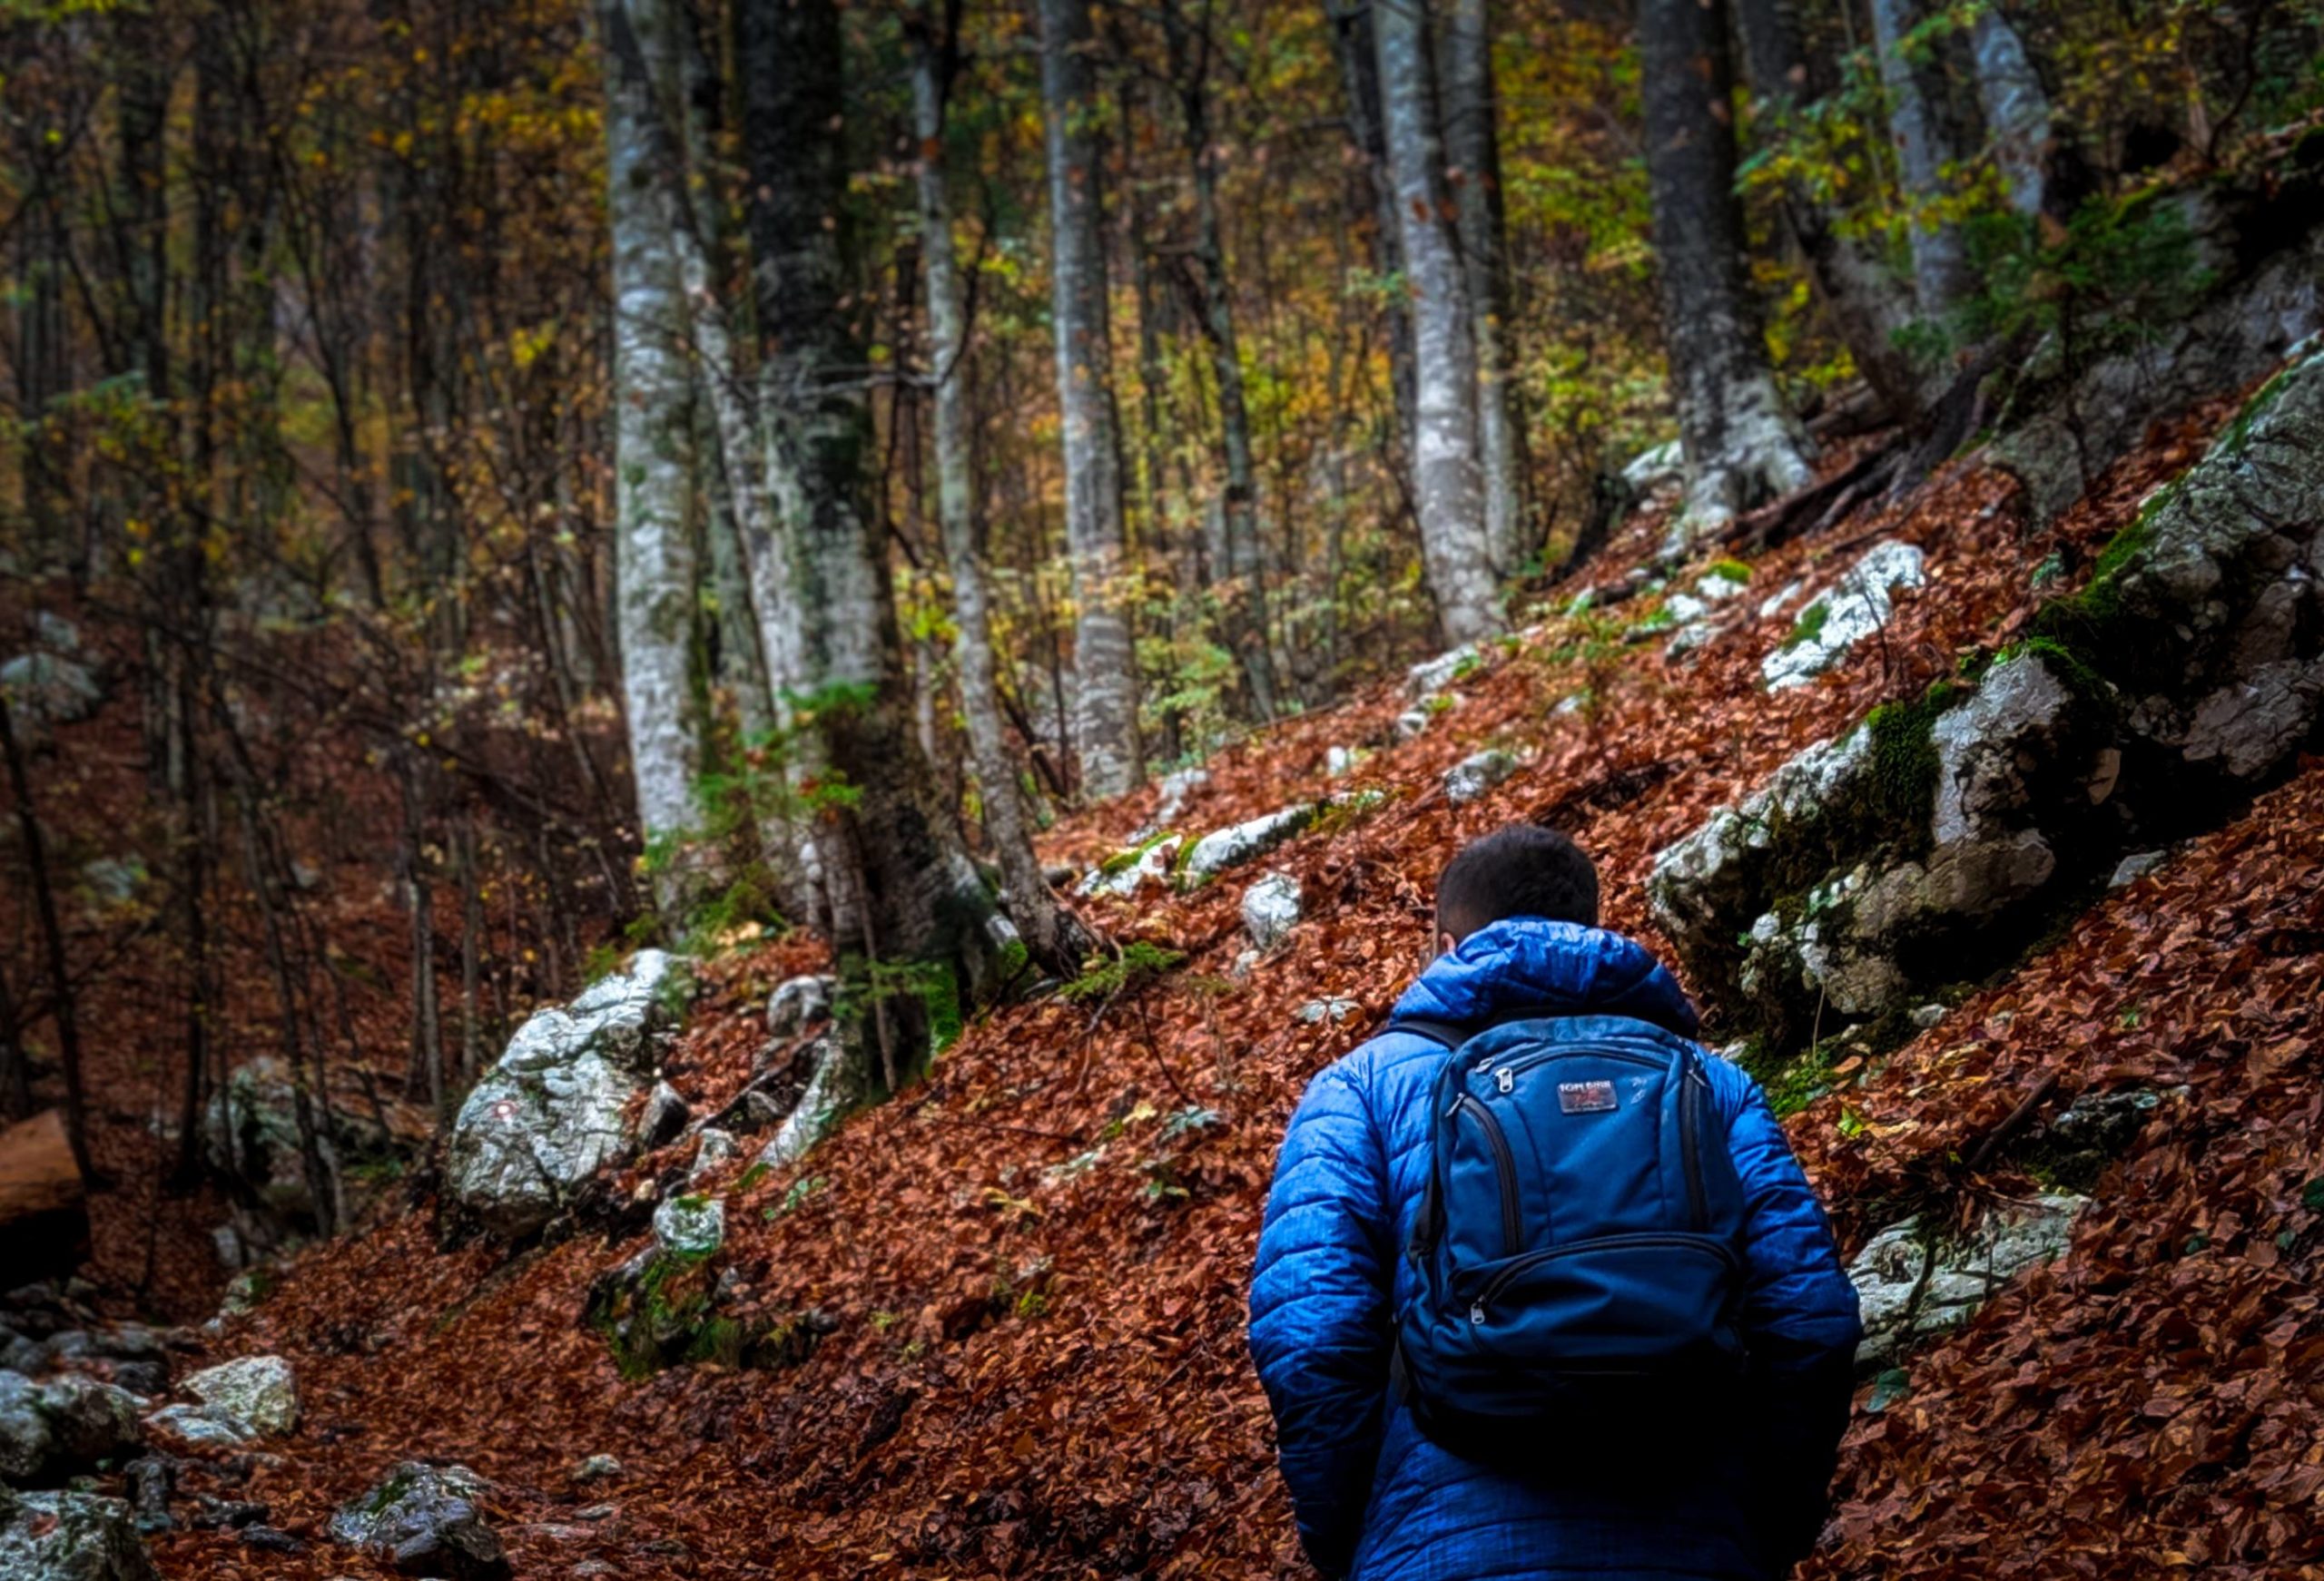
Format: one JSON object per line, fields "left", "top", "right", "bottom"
{"left": 446, "top": 951, "right": 687, "bottom": 1239}
{"left": 1909, "top": 1004, "right": 1948, "bottom": 1029}
{"left": 569, "top": 1454, "right": 622, "bottom": 1485}
{"left": 651, "top": 1195, "right": 724, "bottom": 1261}
{"left": 1229, "top": 948, "right": 1260, "bottom": 980}
{"left": 1241, "top": 873, "right": 1302, "bottom": 951}
{"left": 1295, "top": 998, "right": 1361, "bottom": 1025}
{"left": 1696, "top": 569, "right": 1750, "bottom": 604}
{"left": 1406, "top": 644, "right": 1483, "bottom": 699}
{"left": 687, "top": 1129, "right": 735, "bottom": 1183}
{"left": 0, "top": 652, "right": 102, "bottom": 728}
{"left": 143, "top": 1404, "right": 257, "bottom": 1448}
{"left": 1620, "top": 437, "right": 1684, "bottom": 494}
{"left": 238, "top": 1526, "right": 306, "bottom": 1554}
{"left": 2031, "top": 1088, "right": 2167, "bottom": 1182}
{"left": 32, "top": 614, "right": 79, "bottom": 654}
{"left": 200, "top": 1058, "right": 393, "bottom": 1239}
{"left": 1076, "top": 835, "right": 1184, "bottom": 899}
{"left": 77, "top": 859, "right": 144, "bottom": 908}
{"left": 1184, "top": 805, "right": 1317, "bottom": 879}
{"left": 1758, "top": 577, "right": 1806, "bottom": 620}
{"left": 2108, "top": 849, "right": 2169, "bottom": 889}
{"left": 1760, "top": 541, "right": 1926, "bottom": 691}
{"left": 1324, "top": 746, "right": 1356, "bottom": 778}
{"left": 105, "top": 1363, "right": 165, "bottom": 1399}
{"left": 638, "top": 1084, "right": 688, "bottom": 1151}
{"left": 0, "top": 1371, "right": 51, "bottom": 1482}
{"left": 1393, "top": 703, "right": 1437, "bottom": 741}
{"left": 123, "top": 1458, "right": 172, "bottom": 1536}
{"left": 1850, "top": 1193, "right": 2087, "bottom": 1366}
{"left": 0, "top": 1487, "right": 159, "bottom": 1580}
{"left": 1443, "top": 749, "right": 1519, "bottom": 805}
{"left": 1146, "top": 767, "right": 1210, "bottom": 831}
{"left": 182, "top": 1356, "right": 296, "bottom": 1438}
{"left": 0, "top": 1111, "right": 90, "bottom": 1285}
{"left": 764, "top": 975, "right": 836, "bottom": 1040}
{"left": 329, "top": 1462, "right": 507, "bottom": 1581}
{"left": 33, "top": 1376, "right": 143, "bottom": 1469}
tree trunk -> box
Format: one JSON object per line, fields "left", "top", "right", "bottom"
{"left": 1437, "top": 0, "right": 1531, "bottom": 576}
{"left": 1971, "top": 5, "right": 2054, "bottom": 220}
{"left": 1731, "top": 0, "right": 1925, "bottom": 417}
{"left": 1640, "top": 0, "right": 1816, "bottom": 533}
{"left": 1037, "top": 0, "right": 1145, "bottom": 799}
{"left": 602, "top": 0, "right": 709, "bottom": 908}
{"left": 1326, "top": 1, "right": 1417, "bottom": 458}
{"left": 1870, "top": 0, "right": 1976, "bottom": 319}
{"left": 742, "top": 0, "right": 1005, "bottom": 1095}
{"left": 1372, "top": 0, "right": 1502, "bottom": 642}
{"left": 912, "top": 7, "right": 1099, "bottom": 977}
{"left": 0, "top": 688, "right": 95, "bottom": 1187}
{"left": 1164, "top": 1, "right": 1279, "bottom": 719}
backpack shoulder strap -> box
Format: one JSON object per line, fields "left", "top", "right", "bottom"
{"left": 1391, "top": 1017, "right": 1471, "bottom": 1050}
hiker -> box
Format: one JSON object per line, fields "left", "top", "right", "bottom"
{"left": 1249, "top": 823, "right": 1860, "bottom": 1580}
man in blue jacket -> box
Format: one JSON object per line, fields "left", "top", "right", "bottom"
{"left": 1249, "top": 823, "right": 1860, "bottom": 1580}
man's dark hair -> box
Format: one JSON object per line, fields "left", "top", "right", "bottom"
{"left": 1435, "top": 823, "right": 1600, "bottom": 940}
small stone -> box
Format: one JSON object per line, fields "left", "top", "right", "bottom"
{"left": 1145, "top": 767, "right": 1210, "bottom": 831}
{"left": 652, "top": 1194, "right": 724, "bottom": 1260}
{"left": 638, "top": 1083, "right": 688, "bottom": 1150}
{"left": 1406, "top": 644, "right": 1482, "bottom": 699}
{"left": 570, "top": 1453, "right": 623, "bottom": 1485}
{"left": 2108, "top": 849, "right": 2169, "bottom": 889}
{"left": 1443, "top": 749, "right": 1519, "bottom": 805}
{"left": 1077, "top": 835, "right": 1185, "bottom": 899}
{"left": 1324, "top": 746, "right": 1356, "bottom": 778}
{"left": 0, "top": 651, "right": 103, "bottom": 726}
{"left": 329, "top": 1462, "right": 507, "bottom": 1581}
{"left": 125, "top": 1457, "right": 173, "bottom": 1535}
{"left": 1620, "top": 437, "right": 1684, "bottom": 494}
{"left": 1909, "top": 1004, "right": 1948, "bottom": 1029}
{"left": 239, "top": 1525, "right": 307, "bottom": 1554}
{"left": 1229, "top": 948, "right": 1261, "bottom": 980}
{"left": 1393, "top": 704, "right": 1436, "bottom": 741}
{"left": 1295, "top": 998, "right": 1361, "bottom": 1025}
{"left": 144, "top": 1402, "right": 258, "bottom": 1448}
{"left": 687, "top": 1129, "right": 735, "bottom": 1183}
{"left": 182, "top": 1355, "right": 297, "bottom": 1437}
{"left": 765, "top": 975, "right": 837, "bottom": 1039}
{"left": 1241, "top": 872, "right": 1303, "bottom": 952}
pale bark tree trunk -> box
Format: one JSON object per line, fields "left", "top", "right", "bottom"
{"left": 1438, "top": 0, "right": 1531, "bottom": 576}
{"left": 1326, "top": 1, "right": 1418, "bottom": 457}
{"left": 1163, "top": 0, "right": 1279, "bottom": 720}
{"left": 601, "top": 0, "right": 707, "bottom": 905}
{"left": 1640, "top": 0, "right": 1816, "bottom": 533}
{"left": 1732, "top": 0, "right": 1925, "bottom": 417}
{"left": 1372, "top": 0, "right": 1502, "bottom": 642}
{"left": 1971, "top": 5, "right": 2054, "bottom": 219}
{"left": 911, "top": 5, "right": 1099, "bottom": 977}
{"left": 743, "top": 0, "right": 1005, "bottom": 1094}
{"left": 1870, "top": 0, "right": 1976, "bottom": 319}
{"left": 1038, "top": 0, "right": 1145, "bottom": 800}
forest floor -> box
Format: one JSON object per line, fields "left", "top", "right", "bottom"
{"left": 53, "top": 388, "right": 2324, "bottom": 1579}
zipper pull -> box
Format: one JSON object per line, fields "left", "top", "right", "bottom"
{"left": 1469, "top": 1301, "right": 1487, "bottom": 1325}
{"left": 1495, "top": 1067, "right": 1515, "bottom": 1095}
{"left": 1473, "top": 1052, "right": 1495, "bottom": 1073}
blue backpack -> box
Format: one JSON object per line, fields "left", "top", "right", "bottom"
{"left": 1394, "top": 1011, "right": 1750, "bottom": 1454}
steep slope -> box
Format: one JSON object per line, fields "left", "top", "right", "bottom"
{"left": 138, "top": 384, "right": 2324, "bottom": 1579}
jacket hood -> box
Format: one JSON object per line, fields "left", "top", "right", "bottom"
{"left": 1390, "top": 917, "right": 1700, "bottom": 1040}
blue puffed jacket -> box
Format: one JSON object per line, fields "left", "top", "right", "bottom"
{"left": 1248, "top": 918, "right": 1861, "bottom": 1581}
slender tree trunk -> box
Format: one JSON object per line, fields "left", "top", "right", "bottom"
{"left": 1870, "top": 0, "right": 1976, "bottom": 319}
{"left": 1640, "top": 0, "right": 1816, "bottom": 533}
{"left": 1164, "top": 1, "right": 1279, "bottom": 719}
{"left": 742, "top": 0, "right": 1006, "bottom": 1095}
{"left": 1971, "top": 5, "right": 2054, "bottom": 219}
{"left": 912, "top": 6, "right": 1098, "bottom": 976}
{"left": 1438, "top": 0, "right": 1531, "bottom": 575}
{"left": 0, "top": 689, "right": 95, "bottom": 1186}
{"left": 1373, "top": 0, "right": 1502, "bottom": 641}
{"left": 602, "top": 0, "right": 709, "bottom": 908}
{"left": 1037, "top": 0, "right": 1144, "bottom": 798}
{"left": 1731, "top": 0, "right": 1925, "bottom": 417}
{"left": 1326, "top": 1, "right": 1417, "bottom": 458}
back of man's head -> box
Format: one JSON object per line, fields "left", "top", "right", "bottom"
{"left": 1434, "top": 823, "right": 1600, "bottom": 944}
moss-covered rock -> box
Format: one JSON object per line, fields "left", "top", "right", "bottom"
{"left": 584, "top": 1243, "right": 832, "bottom": 1380}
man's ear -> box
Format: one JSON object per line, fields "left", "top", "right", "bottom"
{"left": 1438, "top": 930, "right": 1458, "bottom": 957}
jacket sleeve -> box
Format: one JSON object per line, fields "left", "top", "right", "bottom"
{"left": 1724, "top": 1077, "right": 1862, "bottom": 1572}
{"left": 1247, "top": 1059, "right": 1396, "bottom": 1578}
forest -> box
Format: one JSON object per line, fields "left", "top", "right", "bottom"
{"left": 1, "top": 0, "right": 2321, "bottom": 1573}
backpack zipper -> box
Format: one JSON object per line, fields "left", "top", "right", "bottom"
{"left": 1678, "top": 1054, "right": 1708, "bottom": 1232}
{"left": 1454, "top": 1095, "right": 1522, "bottom": 1256}
{"left": 1476, "top": 1045, "right": 1669, "bottom": 1079}
{"left": 1467, "top": 1232, "right": 1738, "bottom": 1323}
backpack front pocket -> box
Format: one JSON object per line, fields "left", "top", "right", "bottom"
{"left": 1458, "top": 1232, "right": 1741, "bottom": 1371}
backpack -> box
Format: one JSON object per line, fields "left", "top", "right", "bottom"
{"left": 1393, "top": 1011, "right": 1750, "bottom": 1455}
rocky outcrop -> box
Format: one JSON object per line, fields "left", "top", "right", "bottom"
{"left": 447, "top": 951, "right": 687, "bottom": 1239}
{"left": 0, "top": 1487, "right": 158, "bottom": 1581}
{"left": 328, "top": 1462, "right": 509, "bottom": 1581}
{"left": 1850, "top": 1194, "right": 2086, "bottom": 1367}
{"left": 200, "top": 1058, "right": 402, "bottom": 1259}
{"left": 1184, "top": 805, "right": 1317, "bottom": 879}
{"left": 1653, "top": 347, "right": 2324, "bottom": 1039}
{"left": 0, "top": 652, "right": 102, "bottom": 730}
{"left": 651, "top": 1195, "right": 724, "bottom": 1260}
{"left": 1077, "top": 834, "right": 1184, "bottom": 899}
{"left": 0, "top": 1372, "right": 143, "bottom": 1485}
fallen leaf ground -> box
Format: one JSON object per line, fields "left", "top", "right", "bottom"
{"left": 79, "top": 392, "right": 2324, "bottom": 1578}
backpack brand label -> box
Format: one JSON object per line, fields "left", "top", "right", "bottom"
{"left": 1557, "top": 1080, "right": 1619, "bottom": 1115}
